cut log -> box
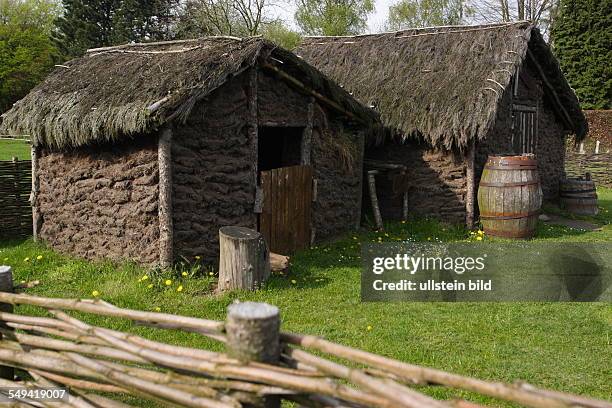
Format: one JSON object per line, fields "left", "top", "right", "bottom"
{"left": 218, "top": 227, "right": 270, "bottom": 291}
{"left": 270, "top": 253, "right": 289, "bottom": 272}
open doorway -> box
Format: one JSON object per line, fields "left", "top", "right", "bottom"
{"left": 257, "top": 126, "right": 303, "bottom": 171}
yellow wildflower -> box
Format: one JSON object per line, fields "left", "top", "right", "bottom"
{"left": 209, "top": 272, "right": 214, "bottom": 276}
{"left": 92, "top": 290, "right": 100, "bottom": 297}
{"left": 36, "top": 255, "right": 43, "bottom": 261}
{"left": 147, "top": 284, "right": 153, "bottom": 289}
{"left": 476, "top": 236, "right": 483, "bottom": 241}
{"left": 478, "top": 230, "right": 484, "bottom": 235}
{"left": 367, "top": 325, "right": 373, "bottom": 331}
{"left": 182, "top": 271, "right": 188, "bottom": 277}
{"left": 155, "top": 307, "right": 161, "bottom": 312}
{"left": 291, "top": 279, "right": 297, "bottom": 284}
{"left": 165, "top": 279, "right": 172, "bottom": 286}
{"left": 195, "top": 256, "right": 201, "bottom": 260}
{"left": 177, "top": 285, "right": 183, "bottom": 292}
{"left": 24, "top": 257, "right": 30, "bottom": 262}
{"left": 141, "top": 275, "right": 149, "bottom": 281}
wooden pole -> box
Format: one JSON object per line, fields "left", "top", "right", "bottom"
{"left": 301, "top": 98, "right": 314, "bottom": 166}
{"left": 30, "top": 145, "right": 40, "bottom": 241}
{"left": 402, "top": 191, "right": 409, "bottom": 222}
{"left": 218, "top": 227, "right": 270, "bottom": 291}
{"left": 465, "top": 139, "right": 476, "bottom": 228}
{"left": 158, "top": 127, "right": 173, "bottom": 269}
{"left": 248, "top": 67, "right": 259, "bottom": 229}
{"left": 367, "top": 170, "right": 383, "bottom": 230}
{"left": 0, "top": 266, "right": 14, "bottom": 380}
{"left": 226, "top": 302, "right": 280, "bottom": 408}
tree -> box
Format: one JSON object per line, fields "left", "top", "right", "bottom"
{"left": 551, "top": 0, "right": 611, "bottom": 109}
{"left": 261, "top": 20, "right": 302, "bottom": 49}
{"left": 294, "top": 0, "right": 374, "bottom": 36}
{"left": 55, "top": 0, "right": 178, "bottom": 57}
{"left": 468, "top": 0, "right": 560, "bottom": 37}
{"left": 387, "top": 0, "right": 470, "bottom": 30}
{"left": 0, "top": 0, "right": 59, "bottom": 114}
{"left": 175, "top": 0, "right": 277, "bottom": 38}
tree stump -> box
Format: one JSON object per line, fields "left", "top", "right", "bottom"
{"left": 218, "top": 227, "right": 270, "bottom": 291}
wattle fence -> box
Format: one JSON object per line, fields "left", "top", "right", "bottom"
{"left": 0, "top": 158, "right": 32, "bottom": 239}
{"left": 0, "top": 266, "right": 608, "bottom": 408}
{"left": 565, "top": 151, "right": 612, "bottom": 188}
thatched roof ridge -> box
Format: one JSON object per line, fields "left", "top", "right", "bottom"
{"left": 297, "top": 22, "right": 587, "bottom": 150}
{"left": 0, "top": 37, "right": 379, "bottom": 149}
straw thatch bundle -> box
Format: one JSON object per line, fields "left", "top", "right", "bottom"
{"left": 297, "top": 22, "right": 587, "bottom": 150}
{"left": 0, "top": 37, "right": 378, "bottom": 150}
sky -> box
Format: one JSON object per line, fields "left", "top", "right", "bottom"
{"left": 273, "top": 0, "right": 395, "bottom": 33}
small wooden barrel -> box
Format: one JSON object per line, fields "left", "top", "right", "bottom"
{"left": 560, "top": 177, "right": 599, "bottom": 215}
{"left": 477, "top": 154, "right": 543, "bottom": 239}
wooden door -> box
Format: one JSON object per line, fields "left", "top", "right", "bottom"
{"left": 511, "top": 104, "right": 538, "bottom": 154}
{"left": 259, "top": 165, "right": 313, "bottom": 254}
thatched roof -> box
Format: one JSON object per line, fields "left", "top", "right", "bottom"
{"left": 0, "top": 37, "right": 378, "bottom": 149}
{"left": 297, "top": 22, "right": 587, "bottom": 150}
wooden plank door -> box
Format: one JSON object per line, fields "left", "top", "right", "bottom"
{"left": 511, "top": 104, "right": 538, "bottom": 154}
{"left": 259, "top": 165, "right": 313, "bottom": 254}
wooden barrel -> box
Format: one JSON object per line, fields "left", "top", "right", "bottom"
{"left": 477, "top": 154, "right": 542, "bottom": 239}
{"left": 560, "top": 177, "right": 599, "bottom": 215}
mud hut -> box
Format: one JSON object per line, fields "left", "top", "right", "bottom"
{"left": 0, "top": 37, "right": 378, "bottom": 266}
{"left": 297, "top": 22, "right": 587, "bottom": 226}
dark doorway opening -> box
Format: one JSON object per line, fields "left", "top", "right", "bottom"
{"left": 258, "top": 127, "right": 303, "bottom": 171}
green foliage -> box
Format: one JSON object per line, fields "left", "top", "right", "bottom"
{"left": 54, "top": 0, "right": 177, "bottom": 57}
{"left": 261, "top": 21, "right": 302, "bottom": 50}
{"left": 386, "top": 0, "right": 470, "bottom": 30}
{"left": 551, "top": 0, "right": 612, "bottom": 109}
{"left": 295, "top": 0, "right": 374, "bottom": 36}
{"left": 0, "top": 0, "right": 59, "bottom": 114}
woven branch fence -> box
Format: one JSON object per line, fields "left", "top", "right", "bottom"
{"left": 0, "top": 158, "right": 32, "bottom": 239}
{"left": 0, "top": 268, "right": 609, "bottom": 408}
{"left": 565, "top": 152, "right": 612, "bottom": 188}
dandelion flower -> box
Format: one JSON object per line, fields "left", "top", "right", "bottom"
{"left": 195, "top": 256, "right": 201, "bottom": 260}
{"left": 478, "top": 230, "right": 484, "bottom": 235}
{"left": 367, "top": 325, "right": 373, "bottom": 331}
{"left": 291, "top": 279, "right": 297, "bottom": 284}
{"left": 155, "top": 307, "right": 161, "bottom": 312}
{"left": 476, "top": 236, "right": 483, "bottom": 241}
{"left": 36, "top": 255, "right": 43, "bottom": 261}
{"left": 165, "top": 279, "right": 172, "bottom": 286}
{"left": 182, "top": 271, "right": 188, "bottom": 277}
{"left": 92, "top": 290, "right": 100, "bottom": 297}
{"left": 141, "top": 275, "right": 149, "bottom": 281}
{"left": 177, "top": 285, "right": 183, "bottom": 292}
{"left": 147, "top": 284, "right": 153, "bottom": 289}
{"left": 24, "top": 257, "right": 30, "bottom": 262}
{"left": 209, "top": 272, "right": 214, "bottom": 276}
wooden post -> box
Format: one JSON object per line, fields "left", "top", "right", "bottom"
{"left": 355, "top": 130, "right": 366, "bottom": 230}
{"left": 402, "top": 191, "right": 409, "bottom": 221}
{"left": 367, "top": 170, "right": 383, "bottom": 230}
{"left": 158, "top": 127, "right": 173, "bottom": 269}
{"left": 248, "top": 68, "right": 259, "bottom": 229}
{"left": 218, "top": 227, "right": 270, "bottom": 291}
{"left": 0, "top": 266, "right": 14, "bottom": 380}
{"left": 465, "top": 139, "right": 476, "bottom": 228}
{"left": 579, "top": 142, "right": 585, "bottom": 154}
{"left": 226, "top": 301, "right": 280, "bottom": 408}
{"left": 31, "top": 145, "right": 40, "bottom": 241}
{"left": 595, "top": 140, "right": 600, "bottom": 154}
{"left": 301, "top": 97, "right": 314, "bottom": 165}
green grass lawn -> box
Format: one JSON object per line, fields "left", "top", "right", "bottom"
{"left": 0, "top": 139, "right": 31, "bottom": 161}
{"left": 0, "top": 188, "right": 610, "bottom": 405}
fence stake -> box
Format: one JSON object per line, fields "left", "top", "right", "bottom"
{"left": 0, "top": 266, "right": 14, "bottom": 380}
{"left": 226, "top": 301, "right": 280, "bottom": 408}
